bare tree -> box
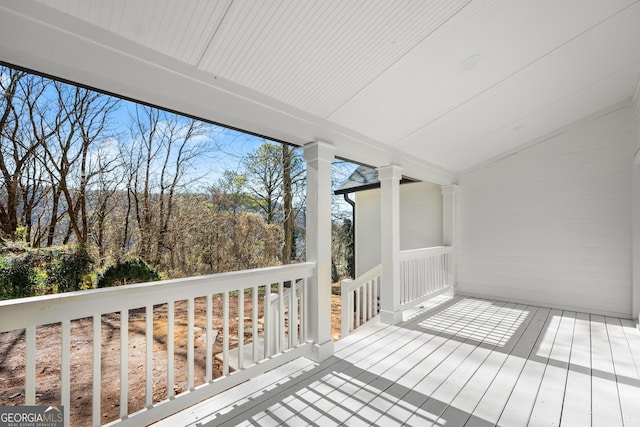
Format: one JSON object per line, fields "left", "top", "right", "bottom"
{"left": 88, "top": 143, "right": 125, "bottom": 264}
{"left": 126, "top": 105, "right": 213, "bottom": 267}
{"left": 243, "top": 141, "right": 305, "bottom": 263}
{"left": 38, "top": 82, "right": 118, "bottom": 245}
{"left": 244, "top": 142, "right": 283, "bottom": 224}
{"left": 0, "top": 69, "right": 52, "bottom": 241}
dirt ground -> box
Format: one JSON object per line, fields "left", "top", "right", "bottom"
{"left": 0, "top": 289, "right": 343, "bottom": 426}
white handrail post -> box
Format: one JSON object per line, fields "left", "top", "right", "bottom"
{"left": 341, "top": 279, "right": 352, "bottom": 338}
{"left": 303, "top": 141, "right": 335, "bottom": 361}
{"left": 378, "top": 164, "right": 403, "bottom": 325}
{"left": 441, "top": 184, "right": 458, "bottom": 291}
{"left": 264, "top": 293, "right": 278, "bottom": 357}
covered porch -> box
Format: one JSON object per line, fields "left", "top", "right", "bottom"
{"left": 155, "top": 295, "right": 640, "bottom": 426}
{"left": 2, "top": 1, "right": 640, "bottom": 426}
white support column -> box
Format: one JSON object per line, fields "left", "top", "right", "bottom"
{"left": 378, "top": 164, "right": 403, "bottom": 325}
{"left": 303, "top": 141, "right": 335, "bottom": 361}
{"left": 441, "top": 184, "right": 459, "bottom": 292}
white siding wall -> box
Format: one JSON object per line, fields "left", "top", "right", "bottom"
{"left": 355, "top": 181, "right": 442, "bottom": 276}
{"left": 634, "top": 82, "right": 640, "bottom": 153}
{"left": 458, "top": 104, "right": 634, "bottom": 317}
{"left": 633, "top": 83, "right": 640, "bottom": 319}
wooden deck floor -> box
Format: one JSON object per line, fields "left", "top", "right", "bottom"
{"left": 153, "top": 296, "right": 640, "bottom": 426}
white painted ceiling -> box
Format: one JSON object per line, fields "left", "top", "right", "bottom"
{"left": 3, "top": 0, "right": 640, "bottom": 176}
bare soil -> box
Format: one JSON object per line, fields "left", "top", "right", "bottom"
{"left": 0, "top": 290, "right": 343, "bottom": 426}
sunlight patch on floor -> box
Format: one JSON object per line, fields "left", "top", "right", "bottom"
{"left": 418, "top": 299, "right": 529, "bottom": 347}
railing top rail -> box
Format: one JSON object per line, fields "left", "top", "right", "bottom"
{"left": 344, "top": 264, "right": 381, "bottom": 293}
{"left": 399, "top": 245, "right": 452, "bottom": 260}
{"left": 0, "top": 262, "right": 315, "bottom": 333}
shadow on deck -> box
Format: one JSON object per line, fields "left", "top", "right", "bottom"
{"left": 154, "top": 296, "right": 640, "bottom": 426}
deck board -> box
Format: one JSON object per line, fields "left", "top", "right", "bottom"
{"left": 605, "top": 316, "right": 640, "bottom": 426}
{"left": 591, "top": 315, "right": 624, "bottom": 427}
{"left": 560, "top": 312, "right": 592, "bottom": 427}
{"left": 152, "top": 296, "right": 640, "bottom": 427}
{"left": 528, "top": 311, "right": 574, "bottom": 427}
{"left": 497, "top": 308, "right": 563, "bottom": 426}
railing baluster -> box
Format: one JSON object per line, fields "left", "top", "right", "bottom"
{"left": 145, "top": 305, "right": 153, "bottom": 408}
{"left": 299, "top": 280, "right": 305, "bottom": 342}
{"left": 363, "top": 282, "right": 368, "bottom": 322}
{"left": 400, "top": 261, "right": 405, "bottom": 304}
{"left": 120, "top": 309, "right": 128, "bottom": 419}
{"left": 289, "top": 279, "right": 297, "bottom": 348}
{"left": 367, "top": 280, "right": 373, "bottom": 321}
{"left": 370, "top": 280, "right": 375, "bottom": 320}
{"left": 375, "top": 277, "right": 379, "bottom": 315}
{"left": 252, "top": 286, "right": 258, "bottom": 363}
{"left": 263, "top": 289, "right": 271, "bottom": 359}
{"left": 433, "top": 254, "right": 438, "bottom": 288}
{"left": 424, "top": 258, "right": 428, "bottom": 292}
{"left": 278, "top": 281, "right": 285, "bottom": 353}
{"left": 92, "top": 315, "right": 101, "bottom": 426}
{"left": 222, "top": 291, "right": 229, "bottom": 376}
{"left": 61, "top": 320, "right": 70, "bottom": 427}
{"left": 443, "top": 252, "right": 448, "bottom": 286}
{"left": 430, "top": 256, "right": 436, "bottom": 292}
{"left": 187, "top": 298, "right": 194, "bottom": 390}
{"left": 444, "top": 252, "right": 448, "bottom": 286}
{"left": 167, "top": 301, "right": 175, "bottom": 399}
{"left": 206, "top": 294, "right": 213, "bottom": 383}
{"left": 237, "top": 289, "right": 244, "bottom": 370}
{"left": 409, "top": 259, "right": 413, "bottom": 301}
{"left": 365, "top": 281, "right": 370, "bottom": 322}
{"left": 410, "top": 259, "right": 415, "bottom": 302}
{"left": 410, "top": 259, "right": 414, "bottom": 302}
{"left": 355, "top": 288, "right": 361, "bottom": 328}
{"left": 409, "top": 260, "right": 414, "bottom": 302}
{"left": 419, "top": 258, "right": 424, "bottom": 296}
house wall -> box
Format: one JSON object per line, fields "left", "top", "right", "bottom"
{"left": 634, "top": 81, "right": 640, "bottom": 153}
{"left": 457, "top": 104, "right": 634, "bottom": 318}
{"left": 633, "top": 82, "right": 640, "bottom": 319}
{"left": 355, "top": 181, "right": 443, "bottom": 276}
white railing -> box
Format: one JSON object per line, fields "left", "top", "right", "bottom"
{"left": 341, "top": 265, "right": 381, "bottom": 338}
{"left": 399, "top": 246, "right": 453, "bottom": 310}
{"left": 0, "top": 263, "right": 314, "bottom": 427}
{"left": 264, "top": 279, "right": 304, "bottom": 357}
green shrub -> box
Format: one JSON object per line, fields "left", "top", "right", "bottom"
{"left": 45, "top": 245, "right": 94, "bottom": 293}
{"left": 0, "top": 252, "right": 38, "bottom": 298}
{"left": 97, "top": 258, "right": 160, "bottom": 288}
{"left": 0, "top": 245, "right": 95, "bottom": 299}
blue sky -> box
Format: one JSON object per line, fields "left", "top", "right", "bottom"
{"left": 113, "top": 95, "right": 358, "bottom": 196}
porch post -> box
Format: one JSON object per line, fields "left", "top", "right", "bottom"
{"left": 378, "top": 164, "right": 403, "bottom": 325}
{"left": 441, "top": 184, "right": 459, "bottom": 290}
{"left": 303, "top": 141, "right": 335, "bottom": 361}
